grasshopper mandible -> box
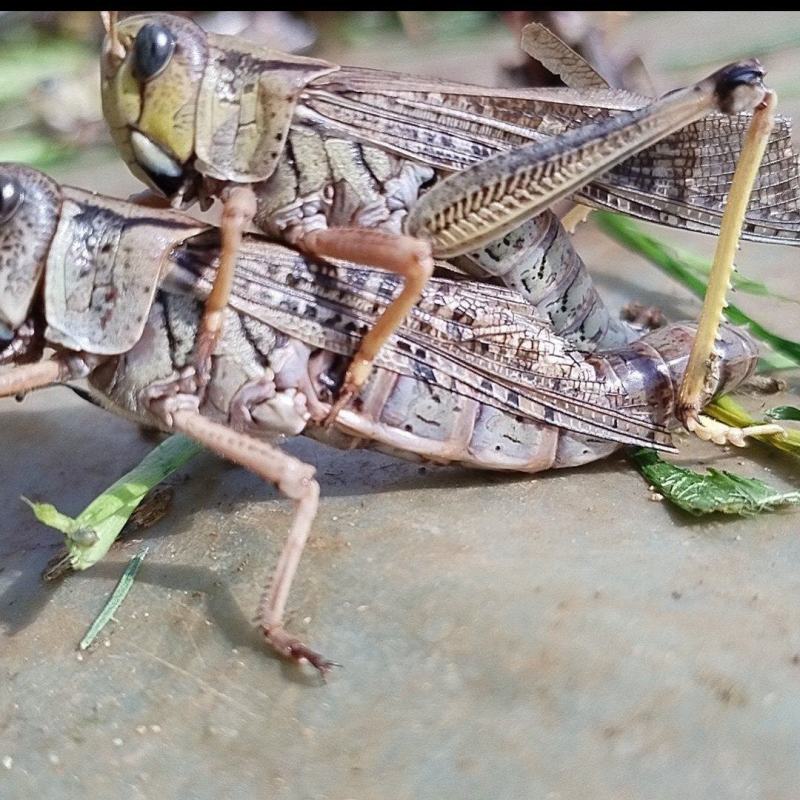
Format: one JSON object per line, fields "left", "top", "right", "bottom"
{"left": 98, "top": 13, "right": 799, "bottom": 426}
{"left": 0, "top": 163, "right": 771, "bottom": 673}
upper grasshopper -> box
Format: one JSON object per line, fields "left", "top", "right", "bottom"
{"left": 99, "top": 13, "right": 796, "bottom": 437}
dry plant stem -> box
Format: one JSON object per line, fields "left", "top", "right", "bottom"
{"left": 299, "top": 228, "right": 434, "bottom": 422}
{"left": 168, "top": 408, "right": 333, "bottom": 674}
{"left": 677, "top": 91, "right": 779, "bottom": 445}
{"left": 0, "top": 359, "right": 65, "bottom": 397}
{"left": 194, "top": 186, "right": 258, "bottom": 386}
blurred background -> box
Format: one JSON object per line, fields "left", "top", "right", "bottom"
{"left": 2, "top": 10, "right": 799, "bottom": 169}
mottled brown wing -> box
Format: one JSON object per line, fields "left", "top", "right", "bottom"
{"left": 172, "top": 232, "right": 674, "bottom": 450}
{"left": 521, "top": 22, "right": 611, "bottom": 89}
{"left": 299, "top": 68, "right": 800, "bottom": 244}
{"left": 583, "top": 114, "right": 800, "bottom": 244}
{"left": 301, "top": 68, "right": 643, "bottom": 171}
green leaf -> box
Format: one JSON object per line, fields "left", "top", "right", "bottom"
{"left": 632, "top": 448, "right": 800, "bottom": 516}
{"left": 22, "top": 498, "right": 79, "bottom": 538}
{"left": 25, "top": 434, "right": 203, "bottom": 570}
{"left": 595, "top": 212, "right": 800, "bottom": 371}
{"left": 765, "top": 405, "right": 800, "bottom": 421}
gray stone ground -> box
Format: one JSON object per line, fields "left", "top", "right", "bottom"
{"left": 2, "top": 12, "right": 800, "bottom": 800}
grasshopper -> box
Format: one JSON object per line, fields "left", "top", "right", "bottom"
{"left": 0, "top": 163, "right": 772, "bottom": 672}
{"left": 98, "top": 13, "right": 798, "bottom": 441}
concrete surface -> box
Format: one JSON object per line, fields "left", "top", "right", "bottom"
{"left": 2, "top": 12, "right": 800, "bottom": 800}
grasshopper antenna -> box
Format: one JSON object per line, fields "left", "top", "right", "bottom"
{"left": 101, "top": 11, "right": 125, "bottom": 67}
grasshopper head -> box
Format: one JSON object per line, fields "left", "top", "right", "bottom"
{"left": 102, "top": 12, "right": 338, "bottom": 194}
{"left": 100, "top": 13, "right": 208, "bottom": 202}
{"left": 0, "top": 164, "right": 61, "bottom": 349}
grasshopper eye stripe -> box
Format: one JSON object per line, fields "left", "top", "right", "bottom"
{"left": 0, "top": 177, "right": 23, "bottom": 224}
{"left": 132, "top": 22, "right": 175, "bottom": 83}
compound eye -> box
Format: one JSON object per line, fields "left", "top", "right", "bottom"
{"left": 132, "top": 23, "right": 175, "bottom": 83}
{"left": 0, "top": 177, "right": 23, "bottom": 224}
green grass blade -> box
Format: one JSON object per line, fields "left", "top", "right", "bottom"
{"left": 765, "top": 405, "right": 800, "bottom": 421}
{"left": 595, "top": 212, "right": 800, "bottom": 371}
{"left": 78, "top": 547, "right": 148, "bottom": 650}
{"left": 671, "top": 246, "right": 797, "bottom": 304}
{"left": 25, "top": 434, "right": 203, "bottom": 570}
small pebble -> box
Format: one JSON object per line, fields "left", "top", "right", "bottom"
{"left": 113, "top": 738, "right": 124, "bottom": 747}
{"left": 2, "top": 756, "right": 12, "bottom": 770}
{"left": 149, "top": 725, "right": 161, "bottom": 734}
{"left": 48, "top": 753, "right": 60, "bottom": 766}
{"left": 136, "top": 725, "right": 147, "bottom": 735}
{"left": 649, "top": 492, "right": 664, "bottom": 503}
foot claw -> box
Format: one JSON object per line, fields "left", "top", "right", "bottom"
{"left": 686, "top": 413, "right": 784, "bottom": 447}
{"left": 263, "top": 625, "right": 339, "bottom": 677}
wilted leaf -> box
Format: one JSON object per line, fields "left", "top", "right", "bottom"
{"left": 707, "top": 396, "right": 800, "bottom": 460}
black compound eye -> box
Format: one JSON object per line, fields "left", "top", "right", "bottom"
{"left": 132, "top": 23, "right": 175, "bottom": 83}
{"left": 0, "top": 177, "right": 23, "bottom": 224}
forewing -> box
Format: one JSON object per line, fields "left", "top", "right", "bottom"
{"left": 299, "top": 68, "right": 800, "bottom": 244}
{"left": 173, "top": 232, "right": 673, "bottom": 450}
{"left": 520, "top": 22, "right": 610, "bottom": 89}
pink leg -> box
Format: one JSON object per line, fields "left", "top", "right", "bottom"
{"left": 162, "top": 406, "right": 335, "bottom": 675}
{"left": 193, "top": 186, "right": 258, "bottom": 388}
{"left": 0, "top": 359, "right": 67, "bottom": 398}
{"left": 298, "top": 227, "right": 434, "bottom": 423}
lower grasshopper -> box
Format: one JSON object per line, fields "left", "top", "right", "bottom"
{"left": 99, "top": 13, "right": 796, "bottom": 443}
{"left": 0, "top": 163, "right": 771, "bottom": 673}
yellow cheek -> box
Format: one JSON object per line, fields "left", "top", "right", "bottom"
{"left": 101, "top": 61, "right": 142, "bottom": 130}
{"left": 135, "top": 54, "right": 200, "bottom": 165}
{"left": 101, "top": 62, "right": 143, "bottom": 173}
{"left": 137, "top": 84, "right": 195, "bottom": 164}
